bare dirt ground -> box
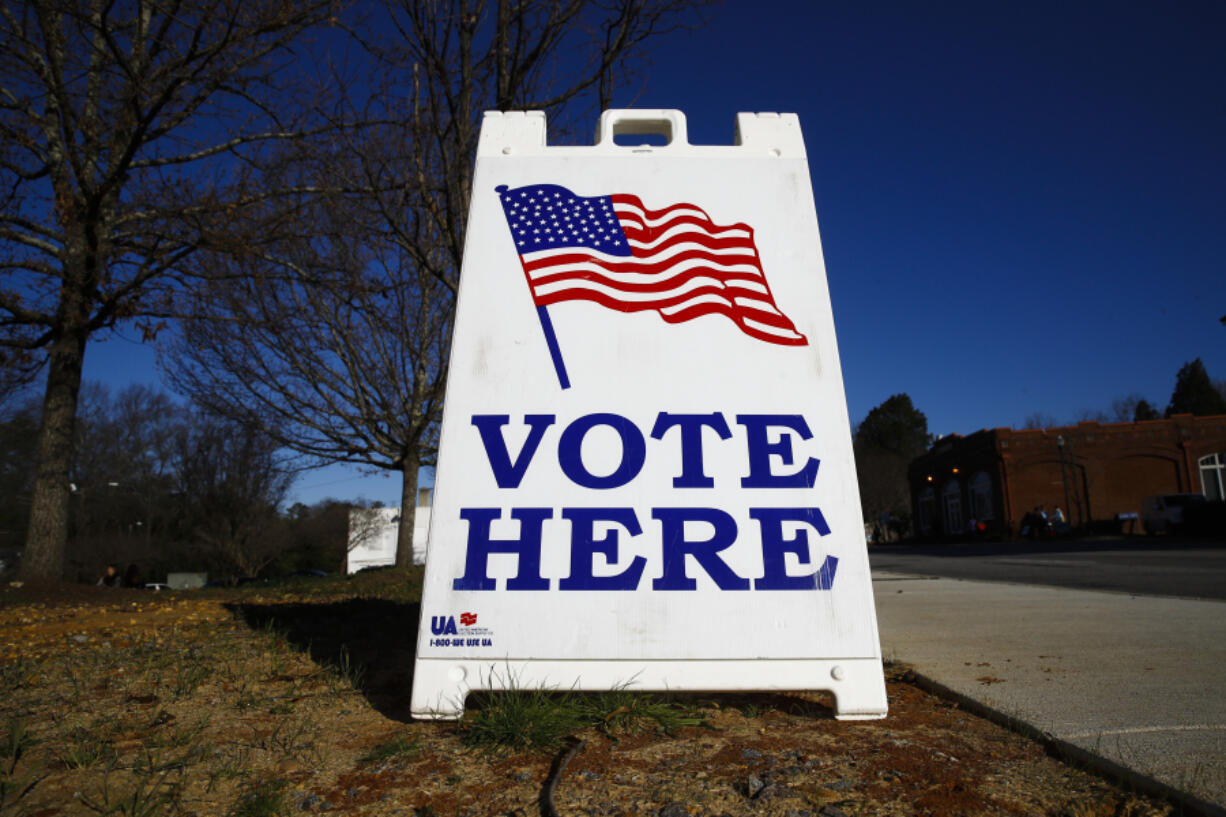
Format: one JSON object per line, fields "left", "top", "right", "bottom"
{"left": 0, "top": 570, "right": 1173, "bottom": 817}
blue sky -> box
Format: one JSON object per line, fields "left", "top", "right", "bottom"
{"left": 81, "top": 0, "right": 1226, "bottom": 506}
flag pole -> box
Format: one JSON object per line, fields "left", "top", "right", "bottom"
{"left": 535, "top": 304, "right": 571, "bottom": 390}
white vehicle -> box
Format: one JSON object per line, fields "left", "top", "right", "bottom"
{"left": 1141, "top": 493, "right": 1206, "bottom": 535}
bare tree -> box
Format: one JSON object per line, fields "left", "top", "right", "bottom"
{"left": 68, "top": 382, "right": 179, "bottom": 540}
{"left": 373, "top": 0, "right": 707, "bottom": 295}
{"left": 855, "top": 447, "right": 912, "bottom": 539}
{"left": 168, "top": 210, "right": 451, "bottom": 568}
{"left": 347, "top": 505, "right": 393, "bottom": 566}
{"left": 1111, "top": 394, "right": 1148, "bottom": 423}
{"left": 1021, "top": 412, "right": 1060, "bottom": 430}
{"left": 6, "top": 380, "right": 296, "bottom": 578}
{"left": 0, "top": 0, "right": 336, "bottom": 579}
{"left": 0, "top": 354, "right": 41, "bottom": 416}
{"left": 287, "top": 498, "right": 373, "bottom": 574}
{"left": 0, "top": 394, "right": 38, "bottom": 552}
{"left": 167, "top": 0, "right": 708, "bottom": 567}
{"left": 1072, "top": 408, "right": 1109, "bottom": 424}
{"left": 171, "top": 413, "right": 294, "bottom": 579}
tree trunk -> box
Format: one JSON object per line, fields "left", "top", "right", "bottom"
{"left": 21, "top": 330, "right": 88, "bottom": 581}
{"left": 395, "top": 454, "right": 420, "bottom": 569}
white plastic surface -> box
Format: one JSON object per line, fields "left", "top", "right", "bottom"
{"left": 411, "top": 109, "right": 887, "bottom": 720}
{"left": 597, "top": 109, "right": 688, "bottom": 146}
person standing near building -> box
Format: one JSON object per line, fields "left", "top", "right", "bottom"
{"left": 123, "top": 564, "right": 143, "bottom": 588}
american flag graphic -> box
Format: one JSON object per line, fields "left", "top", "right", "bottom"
{"left": 496, "top": 184, "right": 808, "bottom": 346}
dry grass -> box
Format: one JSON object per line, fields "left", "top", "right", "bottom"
{"left": 0, "top": 569, "right": 1175, "bottom": 817}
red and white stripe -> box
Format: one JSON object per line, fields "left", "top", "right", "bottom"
{"left": 518, "top": 194, "right": 807, "bottom": 346}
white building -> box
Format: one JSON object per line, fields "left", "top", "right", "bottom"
{"left": 346, "top": 488, "right": 432, "bottom": 573}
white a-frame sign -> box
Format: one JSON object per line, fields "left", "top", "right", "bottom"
{"left": 411, "top": 109, "right": 887, "bottom": 720}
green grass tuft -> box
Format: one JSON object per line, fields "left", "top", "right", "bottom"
{"left": 463, "top": 686, "right": 587, "bottom": 753}
{"left": 323, "top": 646, "right": 365, "bottom": 693}
{"left": 361, "top": 733, "right": 421, "bottom": 765}
{"left": 576, "top": 688, "right": 710, "bottom": 736}
{"left": 0, "top": 718, "right": 34, "bottom": 770}
{"left": 462, "top": 674, "right": 709, "bottom": 753}
{"left": 227, "top": 778, "right": 288, "bottom": 817}
{"left": 59, "top": 727, "right": 116, "bottom": 769}
{"left": 0, "top": 716, "right": 42, "bottom": 816}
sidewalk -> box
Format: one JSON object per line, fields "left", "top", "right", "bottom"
{"left": 872, "top": 572, "right": 1226, "bottom": 813}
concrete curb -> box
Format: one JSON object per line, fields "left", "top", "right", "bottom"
{"left": 904, "top": 669, "right": 1226, "bottom": 817}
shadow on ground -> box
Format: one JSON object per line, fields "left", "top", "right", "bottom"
{"left": 226, "top": 598, "right": 842, "bottom": 725}
{"left": 229, "top": 598, "right": 420, "bottom": 722}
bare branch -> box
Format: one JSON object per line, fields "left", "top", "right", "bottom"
{"left": 3, "top": 0, "right": 340, "bottom": 580}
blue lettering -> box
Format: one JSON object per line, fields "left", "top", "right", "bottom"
{"left": 751, "top": 507, "right": 836, "bottom": 589}
{"left": 453, "top": 507, "right": 552, "bottom": 591}
{"left": 472, "top": 414, "right": 555, "bottom": 488}
{"left": 557, "top": 413, "right": 646, "bottom": 489}
{"left": 559, "top": 507, "right": 647, "bottom": 590}
{"left": 736, "top": 415, "right": 820, "bottom": 488}
{"left": 452, "top": 505, "right": 840, "bottom": 592}
{"left": 651, "top": 507, "right": 750, "bottom": 591}
{"left": 649, "top": 412, "right": 732, "bottom": 488}
{"left": 430, "top": 615, "right": 458, "bottom": 635}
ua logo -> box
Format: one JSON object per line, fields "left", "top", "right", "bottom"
{"left": 430, "top": 616, "right": 458, "bottom": 635}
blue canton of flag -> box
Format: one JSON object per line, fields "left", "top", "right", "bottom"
{"left": 497, "top": 184, "right": 632, "bottom": 256}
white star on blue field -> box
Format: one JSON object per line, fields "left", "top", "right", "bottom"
{"left": 497, "top": 184, "right": 632, "bottom": 256}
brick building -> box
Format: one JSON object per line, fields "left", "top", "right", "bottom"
{"left": 907, "top": 414, "right": 1226, "bottom": 537}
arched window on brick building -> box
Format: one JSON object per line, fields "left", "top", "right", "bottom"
{"left": 917, "top": 486, "right": 935, "bottom": 534}
{"left": 943, "top": 479, "right": 963, "bottom": 534}
{"left": 1200, "top": 452, "right": 1226, "bottom": 502}
{"left": 969, "top": 471, "right": 994, "bottom": 521}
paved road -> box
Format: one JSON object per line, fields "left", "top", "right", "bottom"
{"left": 869, "top": 537, "right": 1226, "bottom": 600}
{"left": 873, "top": 572, "right": 1226, "bottom": 812}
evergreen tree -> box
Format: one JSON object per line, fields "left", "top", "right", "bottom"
{"left": 853, "top": 394, "right": 931, "bottom": 534}
{"left": 1166, "top": 359, "right": 1226, "bottom": 417}
{"left": 855, "top": 394, "right": 932, "bottom": 458}
{"left": 1133, "top": 400, "right": 1160, "bottom": 421}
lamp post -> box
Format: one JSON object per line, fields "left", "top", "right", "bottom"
{"left": 1056, "top": 436, "right": 1072, "bottom": 528}
{"left": 1056, "top": 435, "right": 1084, "bottom": 528}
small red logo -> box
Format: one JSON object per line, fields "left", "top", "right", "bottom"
{"left": 459, "top": 612, "right": 477, "bottom": 627}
